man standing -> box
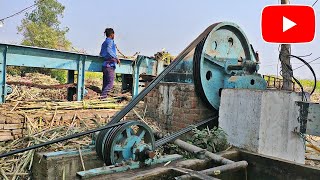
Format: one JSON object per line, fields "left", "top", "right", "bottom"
{"left": 100, "top": 28, "right": 120, "bottom": 99}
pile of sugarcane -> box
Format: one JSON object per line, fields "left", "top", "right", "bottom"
{"left": 305, "top": 135, "right": 320, "bottom": 167}
{"left": 0, "top": 115, "right": 161, "bottom": 180}
{"left": 11, "top": 98, "right": 125, "bottom": 111}
{"left": 153, "top": 50, "right": 174, "bottom": 65}
{"left": 0, "top": 111, "right": 101, "bottom": 180}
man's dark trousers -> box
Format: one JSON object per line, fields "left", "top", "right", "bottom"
{"left": 101, "top": 66, "right": 115, "bottom": 98}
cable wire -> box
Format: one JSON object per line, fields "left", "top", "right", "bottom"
{"left": 296, "top": 53, "right": 313, "bottom": 58}
{"left": 289, "top": 55, "right": 317, "bottom": 95}
{"left": 0, "top": 0, "right": 45, "bottom": 23}
{"left": 312, "top": 0, "right": 319, "bottom": 7}
{"left": 293, "top": 56, "right": 320, "bottom": 71}
{"left": 0, "top": 3, "right": 37, "bottom": 21}
{"left": 277, "top": 45, "right": 309, "bottom": 101}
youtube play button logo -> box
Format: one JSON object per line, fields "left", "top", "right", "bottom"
{"left": 261, "top": 5, "right": 316, "bottom": 43}
{"left": 283, "top": 16, "right": 296, "bottom": 32}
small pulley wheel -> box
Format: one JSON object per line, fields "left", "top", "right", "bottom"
{"left": 97, "top": 121, "right": 155, "bottom": 165}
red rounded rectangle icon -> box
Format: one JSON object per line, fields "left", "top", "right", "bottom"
{"left": 261, "top": 5, "right": 316, "bottom": 43}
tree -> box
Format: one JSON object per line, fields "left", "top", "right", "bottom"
{"left": 18, "top": 0, "right": 71, "bottom": 50}
{"left": 11, "top": 0, "right": 71, "bottom": 80}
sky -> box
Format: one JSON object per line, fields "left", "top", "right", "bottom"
{"left": 0, "top": 0, "right": 319, "bottom": 80}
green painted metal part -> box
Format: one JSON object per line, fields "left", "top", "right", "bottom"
{"left": 193, "top": 22, "right": 267, "bottom": 110}
{"left": 42, "top": 146, "right": 95, "bottom": 158}
{"left": 0, "top": 43, "right": 158, "bottom": 103}
{"left": 132, "top": 55, "right": 160, "bottom": 97}
{"left": 95, "top": 120, "right": 155, "bottom": 165}
{"left": 76, "top": 154, "right": 183, "bottom": 179}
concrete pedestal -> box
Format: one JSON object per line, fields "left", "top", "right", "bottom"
{"left": 219, "top": 89, "right": 304, "bottom": 164}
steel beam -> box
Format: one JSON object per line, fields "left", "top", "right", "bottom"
{"left": 0, "top": 45, "right": 7, "bottom": 103}
{"left": 132, "top": 55, "right": 158, "bottom": 97}
{"left": 2, "top": 43, "right": 133, "bottom": 74}
{"left": 77, "top": 55, "right": 86, "bottom": 101}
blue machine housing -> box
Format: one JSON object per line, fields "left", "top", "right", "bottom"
{"left": 192, "top": 22, "right": 267, "bottom": 110}
{"left": 159, "top": 22, "right": 267, "bottom": 110}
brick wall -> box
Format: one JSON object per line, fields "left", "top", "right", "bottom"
{"left": 0, "top": 113, "right": 25, "bottom": 141}
{"left": 144, "top": 82, "right": 217, "bottom": 132}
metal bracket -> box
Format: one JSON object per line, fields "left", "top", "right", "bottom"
{"left": 296, "top": 101, "right": 320, "bottom": 136}
{"left": 76, "top": 154, "right": 182, "bottom": 179}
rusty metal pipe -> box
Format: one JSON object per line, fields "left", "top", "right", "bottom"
{"left": 174, "top": 168, "right": 220, "bottom": 180}
{"left": 201, "top": 160, "right": 248, "bottom": 175}
{"left": 176, "top": 161, "right": 248, "bottom": 180}
{"left": 174, "top": 139, "right": 234, "bottom": 164}
{"left": 227, "top": 65, "right": 243, "bottom": 71}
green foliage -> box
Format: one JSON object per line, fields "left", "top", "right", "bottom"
{"left": 15, "top": 0, "right": 71, "bottom": 78}
{"left": 27, "top": 0, "right": 65, "bottom": 27}
{"left": 190, "top": 127, "right": 229, "bottom": 153}
{"left": 85, "top": 72, "right": 103, "bottom": 81}
{"left": 18, "top": 20, "right": 70, "bottom": 49}
{"left": 18, "top": 0, "right": 71, "bottom": 50}
{"left": 299, "top": 79, "right": 320, "bottom": 92}
{"left": 160, "top": 127, "right": 229, "bottom": 160}
{"left": 7, "top": 66, "right": 51, "bottom": 77}
{"left": 7, "top": 66, "right": 66, "bottom": 84}
{"left": 162, "top": 143, "right": 195, "bottom": 159}
{"left": 50, "top": 69, "right": 67, "bottom": 83}
{"left": 115, "top": 73, "right": 122, "bottom": 82}
{"left": 7, "top": 66, "right": 22, "bottom": 76}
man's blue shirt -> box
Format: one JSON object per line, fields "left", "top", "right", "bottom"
{"left": 100, "top": 37, "right": 117, "bottom": 67}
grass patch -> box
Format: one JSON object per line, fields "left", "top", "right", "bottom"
{"left": 85, "top": 72, "right": 122, "bottom": 82}
{"left": 85, "top": 72, "right": 103, "bottom": 80}
{"left": 299, "top": 79, "right": 320, "bottom": 93}
{"left": 51, "top": 69, "right": 67, "bottom": 84}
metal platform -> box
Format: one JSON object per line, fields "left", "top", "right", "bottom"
{"left": 0, "top": 43, "right": 159, "bottom": 103}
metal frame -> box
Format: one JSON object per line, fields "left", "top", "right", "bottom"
{"left": 0, "top": 43, "right": 158, "bottom": 103}
{"left": 132, "top": 55, "right": 158, "bottom": 97}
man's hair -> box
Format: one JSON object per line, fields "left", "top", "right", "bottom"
{"left": 104, "top": 28, "right": 114, "bottom": 37}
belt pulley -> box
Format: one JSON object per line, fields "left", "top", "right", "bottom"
{"left": 193, "top": 22, "right": 259, "bottom": 110}
{"left": 95, "top": 121, "right": 155, "bottom": 165}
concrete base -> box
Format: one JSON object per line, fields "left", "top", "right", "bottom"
{"left": 32, "top": 148, "right": 104, "bottom": 180}
{"left": 219, "top": 89, "right": 305, "bottom": 164}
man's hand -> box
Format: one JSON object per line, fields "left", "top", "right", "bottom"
{"left": 117, "top": 59, "right": 121, "bottom": 64}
